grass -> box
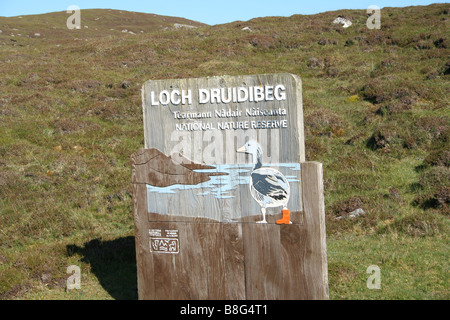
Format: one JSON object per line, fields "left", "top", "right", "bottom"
{"left": 0, "top": 4, "right": 449, "bottom": 299}
{"left": 328, "top": 233, "right": 448, "bottom": 299}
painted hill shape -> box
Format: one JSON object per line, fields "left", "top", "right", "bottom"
{"left": 131, "top": 148, "right": 227, "bottom": 187}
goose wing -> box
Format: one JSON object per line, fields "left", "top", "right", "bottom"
{"left": 251, "top": 169, "right": 289, "bottom": 201}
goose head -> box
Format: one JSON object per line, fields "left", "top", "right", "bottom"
{"left": 237, "top": 140, "right": 260, "bottom": 155}
{"left": 237, "top": 140, "right": 262, "bottom": 169}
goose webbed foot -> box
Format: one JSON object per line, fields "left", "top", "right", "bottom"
{"left": 257, "top": 207, "right": 267, "bottom": 224}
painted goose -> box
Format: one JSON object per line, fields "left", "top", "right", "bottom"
{"left": 237, "top": 140, "right": 291, "bottom": 224}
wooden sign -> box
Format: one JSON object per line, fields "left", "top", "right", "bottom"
{"left": 132, "top": 73, "right": 328, "bottom": 300}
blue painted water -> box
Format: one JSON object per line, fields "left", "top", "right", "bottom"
{"left": 147, "top": 163, "right": 301, "bottom": 222}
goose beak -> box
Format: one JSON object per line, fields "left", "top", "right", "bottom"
{"left": 237, "top": 146, "right": 246, "bottom": 153}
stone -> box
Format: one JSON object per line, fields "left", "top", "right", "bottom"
{"left": 348, "top": 208, "right": 365, "bottom": 218}
{"left": 40, "top": 272, "right": 52, "bottom": 284}
{"left": 307, "top": 57, "right": 324, "bottom": 69}
{"left": 121, "top": 80, "right": 131, "bottom": 89}
{"left": 333, "top": 17, "right": 352, "bottom": 28}
{"left": 174, "top": 23, "right": 197, "bottom": 29}
{"left": 336, "top": 208, "right": 365, "bottom": 220}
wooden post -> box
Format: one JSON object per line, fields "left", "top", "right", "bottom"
{"left": 301, "top": 162, "right": 329, "bottom": 299}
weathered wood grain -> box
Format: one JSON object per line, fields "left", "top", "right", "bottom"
{"left": 132, "top": 180, "right": 155, "bottom": 299}
{"left": 223, "top": 223, "right": 246, "bottom": 299}
{"left": 301, "top": 162, "right": 329, "bottom": 299}
{"left": 280, "top": 224, "right": 308, "bottom": 299}
{"left": 242, "top": 223, "right": 283, "bottom": 300}
{"left": 134, "top": 200, "right": 327, "bottom": 300}
{"left": 205, "top": 223, "right": 226, "bottom": 299}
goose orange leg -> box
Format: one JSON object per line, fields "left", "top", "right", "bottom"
{"left": 276, "top": 208, "right": 291, "bottom": 225}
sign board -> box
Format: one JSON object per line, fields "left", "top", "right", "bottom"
{"left": 132, "top": 73, "right": 328, "bottom": 300}
{"left": 141, "top": 73, "right": 305, "bottom": 224}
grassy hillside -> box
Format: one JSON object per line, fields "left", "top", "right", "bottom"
{"left": 0, "top": 5, "right": 448, "bottom": 300}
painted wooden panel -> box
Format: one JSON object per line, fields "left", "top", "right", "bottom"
{"left": 132, "top": 158, "right": 328, "bottom": 300}
{"left": 142, "top": 73, "right": 305, "bottom": 164}
{"left": 140, "top": 74, "right": 305, "bottom": 224}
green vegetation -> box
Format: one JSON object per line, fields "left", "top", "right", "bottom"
{"left": 0, "top": 5, "right": 448, "bottom": 299}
